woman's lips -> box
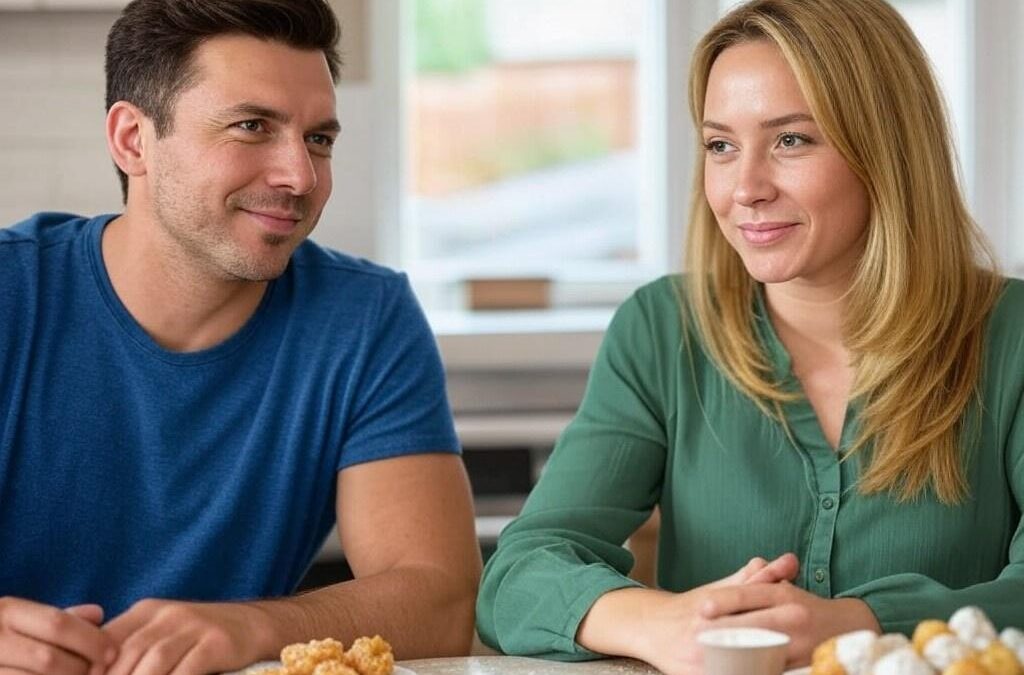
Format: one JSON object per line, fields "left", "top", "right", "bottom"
{"left": 737, "top": 222, "right": 799, "bottom": 245}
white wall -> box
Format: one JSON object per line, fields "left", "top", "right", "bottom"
{"left": 0, "top": 10, "right": 380, "bottom": 260}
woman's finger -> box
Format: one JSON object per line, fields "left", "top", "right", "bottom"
{"left": 744, "top": 553, "right": 800, "bottom": 585}
{"left": 699, "top": 582, "right": 794, "bottom": 619}
{"left": 709, "top": 557, "right": 768, "bottom": 588}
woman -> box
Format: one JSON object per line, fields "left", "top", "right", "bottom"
{"left": 475, "top": 0, "right": 1024, "bottom": 672}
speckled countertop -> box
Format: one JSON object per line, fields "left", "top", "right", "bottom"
{"left": 397, "top": 656, "right": 659, "bottom": 675}
{"left": 233, "top": 656, "right": 658, "bottom": 675}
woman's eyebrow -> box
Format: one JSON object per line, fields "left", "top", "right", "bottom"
{"left": 702, "top": 112, "right": 815, "bottom": 132}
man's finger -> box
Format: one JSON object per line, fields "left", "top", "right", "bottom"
{"left": 65, "top": 605, "right": 104, "bottom": 626}
{"left": 0, "top": 631, "right": 92, "bottom": 675}
{"left": 4, "top": 600, "right": 115, "bottom": 667}
{"left": 102, "top": 602, "right": 153, "bottom": 646}
{"left": 105, "top": 614, "right": 176, "bottom": 675}
{"left": 131, "top": 633, "right": 195, "bottom": 675}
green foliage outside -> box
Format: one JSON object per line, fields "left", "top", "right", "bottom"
{"left": 415, "top": 0, "right": 492, "bottom": 73}
{"left": 468, "top": 124, "right": 613, "bottom": 185}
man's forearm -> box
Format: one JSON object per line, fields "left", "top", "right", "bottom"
{"left": 245, "top": 563, "right": 478, "bottom": 660}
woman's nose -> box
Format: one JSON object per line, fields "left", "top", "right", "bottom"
{"left": 732, "top": 154, "right": 777, "bottom": 207}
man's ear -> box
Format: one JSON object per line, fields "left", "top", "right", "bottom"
{"left": 106, "top": 101, "right": 150, "bottom": 178}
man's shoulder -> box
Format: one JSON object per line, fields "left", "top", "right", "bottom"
{"left": 0, "top": 212, "right": 100, "bottom": 251}
{"left": 289, "top": 238, "right": 406, "bottom": 287}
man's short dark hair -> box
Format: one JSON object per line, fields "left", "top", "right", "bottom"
{"left": 105, "top": 0, "right": 342, "bottom": 203}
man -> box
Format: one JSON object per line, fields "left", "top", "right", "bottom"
{"left": 0, "top": 1, "right": 481, "bottom": 674}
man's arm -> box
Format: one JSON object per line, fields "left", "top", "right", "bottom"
{"left": 264, "top": 451, "right": 482, "bottom": 656}
{"left": 103, "top": 453, "right": 481, "bottom": 674}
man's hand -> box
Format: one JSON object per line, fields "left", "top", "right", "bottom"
{"left": 0, "top": 597, "right": 117, "bottom": 675}
{"left": 576, "top": 553, "right": 800, "bottom": 675}
{"left": 103, "top": 599, "right": 272, "bottom": 675}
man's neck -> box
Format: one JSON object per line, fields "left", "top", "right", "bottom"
{"left": 101, "top": 213, "right": 268, "bottom": 353}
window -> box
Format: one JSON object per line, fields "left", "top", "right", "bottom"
{"left": 373, "top": 0, "right": 1022, "bottom": 331}
{"left": 399, "top": 0, "right": 667, "bottom": 310}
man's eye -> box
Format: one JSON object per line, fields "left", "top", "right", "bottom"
{"left": 235, "top": 120, "right": 264, "bottom": 133}
{"left": 307, "top": 134, "right": 335, "bottom": 148}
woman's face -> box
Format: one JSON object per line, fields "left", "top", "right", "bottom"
{"left": 702, "top": 40, "right": 870, "bottom": 289}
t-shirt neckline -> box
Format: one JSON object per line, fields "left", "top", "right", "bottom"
{"left": 85, "top": 214, "right": 277, "bottom": 366}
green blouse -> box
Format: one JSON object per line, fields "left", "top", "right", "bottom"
{"left": 476, "top": 275, "right": 1024, "bottom": 659}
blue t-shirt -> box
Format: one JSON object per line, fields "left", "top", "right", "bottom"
{"left": 0, "top": 213, "right": 459, "bottom": 616}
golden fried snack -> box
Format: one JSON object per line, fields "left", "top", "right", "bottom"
{"left": 344, "top": 635, "right": 395, "bottom": 675}
{"left": 915, "top": 620, "right": 954, "bottom": 654}
{"left": 980, "top": 641, "right": 1024, "bottom": 675}
{"left": 810, "top": 637, "right": 846, "bottom": 675}
{"left": 312, "top": 662, "right": 360, "bottom": 675}
{"left": 281, "top": 638, "right": 346, "bottom": 675}
{"left": 942, "top": 657, "right": 991, "bottom": 675}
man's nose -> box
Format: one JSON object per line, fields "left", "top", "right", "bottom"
{"left": 266, "top": 137, "right": 318, "bottom": 196}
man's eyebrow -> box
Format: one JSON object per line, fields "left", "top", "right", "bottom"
{"left": 702, "top": 113, "right": 815, "bottom": 132}
{"left": 222, "top": 103, "right": 290, "bottom": 123}
{"left": 221, "top": 102, "right": 341, "bottom": 134}
{"left": 311, "top": 118, "right": 342, "bottom": 135}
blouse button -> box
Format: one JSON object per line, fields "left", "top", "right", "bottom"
{"left": 814, "top": 568, "right": 827, "bottom": 583}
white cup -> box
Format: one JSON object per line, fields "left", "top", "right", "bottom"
{"left": 697, "top": 627, "right": 791, "bottom": 675}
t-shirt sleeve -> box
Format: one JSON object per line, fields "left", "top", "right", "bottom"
{"left": 476, "top": 285, "right": 673, "bottom": 659}
{"left": 336, "top": 273, "right": 459, "bottom": 469}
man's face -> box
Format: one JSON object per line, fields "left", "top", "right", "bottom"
{"left": 144, "top": 34, "right": 338, "bottom": 282}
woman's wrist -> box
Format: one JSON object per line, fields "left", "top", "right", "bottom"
{"left": 832, "top": 598, "right": 882, "bottom": 634}
{"left": 575, "top": 587, "right": 675, "bottom": 659}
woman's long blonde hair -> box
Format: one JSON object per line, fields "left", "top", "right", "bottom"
{"left": 685, "top": 0, "right": 1003, "bottom": 503}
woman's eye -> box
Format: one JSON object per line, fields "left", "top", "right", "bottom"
{"left": 705, "top": 140, "right": 732, "bottom": 154}
{"left": 778, "top": 133, "right": 809, "bottom": 148}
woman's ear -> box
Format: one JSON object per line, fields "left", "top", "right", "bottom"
{"left": 106, "top": 101, "right": 149, "bottom": 179}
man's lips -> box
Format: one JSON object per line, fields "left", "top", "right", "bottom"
{"left": 737, "top": 221, "right": 799, "bottom": 245}
{"left": 242, "top": 209, "right": 302, "bottom": 235}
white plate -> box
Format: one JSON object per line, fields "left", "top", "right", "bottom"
{"left": 229, "top": 664, "right": 415, "bottom": 675}
{"left": 785, "top": 668, "right": 810, "bottom": 675}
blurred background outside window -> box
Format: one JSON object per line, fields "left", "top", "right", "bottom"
{"left": 399, "top": 0, "right": 979, "bottom": 315}
{"left": 0, "top": 1, "right": 1018, "bottom": 318}
{"left": 401, "top": 0, "right": 665, "bottom": 313}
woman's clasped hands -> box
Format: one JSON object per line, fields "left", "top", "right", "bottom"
{"left": 577, "top": 552, "right": 880, "bottom": 675}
